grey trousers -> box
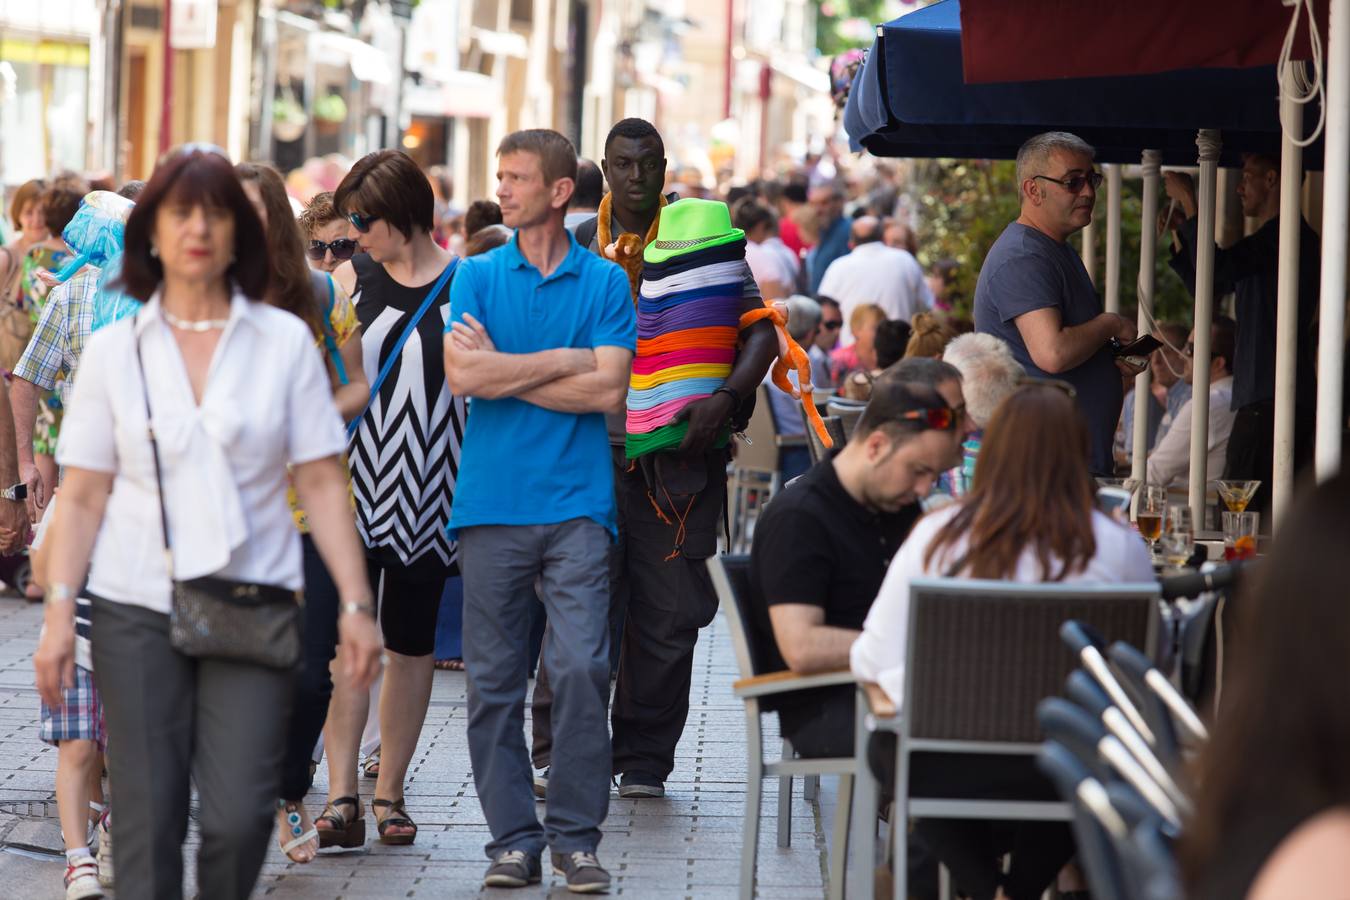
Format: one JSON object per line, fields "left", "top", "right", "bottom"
{"left": 90, "top": 596, "right": 294, "bottom": 900}
{"left": 460, "top": 519, "right": 611, "bottom": 859}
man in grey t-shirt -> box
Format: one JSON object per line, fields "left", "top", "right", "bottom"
{"left": 973, "top": 132, "right": 1141, "bottom": 475}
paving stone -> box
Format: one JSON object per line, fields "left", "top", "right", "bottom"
{"left": 0, "top": 600, "right": 830, "bottom": 898}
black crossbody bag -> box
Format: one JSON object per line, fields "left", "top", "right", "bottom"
{"left": 134, "top": 335, "right": 301, "bottom": 669}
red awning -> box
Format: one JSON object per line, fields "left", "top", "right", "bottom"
{"left": 959, "top": 0, "right": 1328, "bottom": 83}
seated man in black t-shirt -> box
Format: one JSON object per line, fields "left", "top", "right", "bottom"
{"left": 748, "top": 359, "right": 967, "bottom": 758}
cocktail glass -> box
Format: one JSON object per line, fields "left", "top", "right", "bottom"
{"left": 1214, "top": 480, "right": 1261, "bottom": 513}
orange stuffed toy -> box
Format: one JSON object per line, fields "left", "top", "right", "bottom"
{"left": 739, "top": 299, "right": 833, "bottom": 449}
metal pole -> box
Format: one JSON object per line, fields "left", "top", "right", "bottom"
{"left": 1273, "top": 61, "right": 1305, "bottom": 527}
{"left": 1190, "top": 129, "right": 1222, "bottom": 524}
{"left": 1316, "top": 0, "right": 1349, "bottom": 481}
{"left": 159, "top": 0, "right": 173, "bottom": 155}
{"left": 1105, "top": 163, "right": 1122, "bottom": 314}
{"left": 1132, "top": 150, "right": 1162, "bottom": 487}
{"left": 1081, "top": 213, "right": 1098, "bottom": 288}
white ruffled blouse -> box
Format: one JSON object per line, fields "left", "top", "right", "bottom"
{"left": 57, "top": 291, "right": 347, "bottom": 614}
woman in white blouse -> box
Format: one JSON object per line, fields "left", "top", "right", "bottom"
{"left": 851, "top": 383, "right": 1154, "bottom": 900}
{"left": 32, "top": 147, "right": 383, "bottom": 900}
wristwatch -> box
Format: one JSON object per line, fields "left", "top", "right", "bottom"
{"left": 0, "top": 483, "right": 26, "bottom": 502}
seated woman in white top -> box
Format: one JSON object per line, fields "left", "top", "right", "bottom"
{"left": 32, "top": 147, "right": 383, "bottom": 900}
{"left": 851, "top": 382, "right": 1154, "bottom": 900}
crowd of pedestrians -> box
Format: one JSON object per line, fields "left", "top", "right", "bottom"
{"left": 0, "top": 121, "right": 1338, "bottom": 900}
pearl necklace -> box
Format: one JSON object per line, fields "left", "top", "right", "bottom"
{"left": 163, "top": 309, "right": 229, "bottom": 332}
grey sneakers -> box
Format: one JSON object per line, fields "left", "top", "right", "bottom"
{"left": 484, "top": 849, "right": 611, "bottom": 893}
{"left": 483, "top": 850, "right": 542, "bottom": 888}
{"left": 551, "top": 850, "right": 612, "bottom": 894}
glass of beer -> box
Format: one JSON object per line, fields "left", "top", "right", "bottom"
{"left": 1135, "top": 485, "right": 1166, "bottom": 558}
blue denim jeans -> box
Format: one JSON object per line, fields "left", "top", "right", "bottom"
{"left": 459, "top": 519, "right": 612, "bottom": 858}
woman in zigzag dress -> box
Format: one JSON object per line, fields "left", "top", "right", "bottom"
{"left": 321, "top": 150, "right": 467, "bottom": 848}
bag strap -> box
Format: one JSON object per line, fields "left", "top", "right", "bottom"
{"left": 347, "top": 257, "right": 458, "bottom": 438}
{"left": 132, "top": 328, "right": 175, "bottom": 572}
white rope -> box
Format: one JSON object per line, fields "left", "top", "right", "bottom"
{"left": 1195, "top": 129, "right": 1223, "bottom": 162}
{"left": 1277, "top": 0, "right": 1326, "bottom": 147}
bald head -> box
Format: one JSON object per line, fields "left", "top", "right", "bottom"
{"left": 850, "top": 215, "right": 883, "bottom": 248}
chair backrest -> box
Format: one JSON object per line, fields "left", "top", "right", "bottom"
{"left": 802, "top": 412, "right": 845, "bottom": 464}
{"left": 733, "top": 387, "right": 781, "bottom": 474}
{"left": 826, "top": 398, "right": 867, "bottom": 438}
{"left": 707, "top": 554, "right": 765, "bottom": 680}
{"left": 903, "top": 578, "right": 1159, "bottom": 745}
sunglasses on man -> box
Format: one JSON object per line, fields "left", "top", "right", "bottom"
{"left": 347, "top": 211, "right": 382, "bottom": 233}
{"left": 307, "top": 238, "right": 358, "bottom": 262}
{"left": 821, "top": 320, "right": 842, "bottom": 331}
{"left": 896, "top": 407, "right": 961, "bottom": 431}
{"left": 1033, "top": 170, "right": 1104, "bottom": 195}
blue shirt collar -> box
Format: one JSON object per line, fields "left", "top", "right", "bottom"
{"left": 504, "top": 229, "right": 585, "bottom": 281}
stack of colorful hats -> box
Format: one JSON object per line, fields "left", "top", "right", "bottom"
{"left": 626, "top": 199, "right": 747, "bottom": 459}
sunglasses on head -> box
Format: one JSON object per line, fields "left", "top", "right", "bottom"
{"left": 347, "top": 211, "right": 381, "bottom": 233}
{"left": 1033, "top": 170, "right": 1104, "bottom": 195}
{"left": 307, "top": 238, "right": 358, "bottom": 262}
{"left": 896, "top": 407, "right": 960, "bottom": 431}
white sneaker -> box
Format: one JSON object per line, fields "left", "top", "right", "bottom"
{"left": 95, "top": 815, "right": 113, "bottom": 888}
{"left": 64, "top": 855, "right": 104, "bottom": 900}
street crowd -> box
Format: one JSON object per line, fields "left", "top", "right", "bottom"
{"left": 0, "top": 118, "right": 1342, "bottom": 900}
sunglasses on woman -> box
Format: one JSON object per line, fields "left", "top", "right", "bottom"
{"left": 307, "top": 238, "right": 358, "bottom": 262}
{"left": 347, "top": 211, "right": 381, "bottom": 233}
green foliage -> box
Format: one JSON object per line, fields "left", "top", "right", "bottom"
{"left": 911, "top": 158, "right": 1193, "bottom": 325}
{"left": 812, "top": 0, "right": 892, "bottom": 56}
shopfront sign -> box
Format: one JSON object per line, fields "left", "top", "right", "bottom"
{"left": 170, "top": 0, "right": 218, "bottom": 50}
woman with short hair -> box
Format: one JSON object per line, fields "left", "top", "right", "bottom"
{"left": 318, "top": 149, "right": 466, "bottom": 847}
{"left": 298, "top": 192, "right": 358, "bottom": 274}
{"left": 32, "top": 146, "right": 383, "bottom": 899}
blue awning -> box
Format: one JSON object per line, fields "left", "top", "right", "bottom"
{"left": 845, "top": 0, "right": 1315, "bottom": 166}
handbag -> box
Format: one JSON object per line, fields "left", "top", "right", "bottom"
{"left": 133, "top": 331, "right": 302, "bottom": 669}
{"left": 347, "top": 257, "right": 458, "bottom": 437}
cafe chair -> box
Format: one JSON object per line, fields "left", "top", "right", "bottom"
{"left": 1108, "top": 641, "right": 1209, "bottom": 746}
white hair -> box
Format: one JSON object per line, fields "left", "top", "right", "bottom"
{"left": 785, "top": 295, "right": 822, "bottom": 342}
{"left": 1015, "top": 131, "right": 1096, "bottom": 190}
{"left": 943, "top": 333, "right": 1024, "bottom": 428}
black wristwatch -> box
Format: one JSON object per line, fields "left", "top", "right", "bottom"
{"left": 0, "top": 483, "right": 26, "bottom": 502}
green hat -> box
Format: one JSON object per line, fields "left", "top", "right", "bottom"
{"left": 643, "top": 198, "right": 746, "bottom": 264}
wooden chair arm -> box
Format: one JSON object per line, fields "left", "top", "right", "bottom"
{"left": 733, "top": 668, "right": 856, "bottom": 699}
{"left": 860, "top": 681, "right": 898, "bottom": 719}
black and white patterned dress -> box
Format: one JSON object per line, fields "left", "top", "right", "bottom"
{"left": 348, "top": 253, "right": 466, "bottom": 577}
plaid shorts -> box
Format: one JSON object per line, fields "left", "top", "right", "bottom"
{"left": 39, "top": 665, "right": 106, "bottom": 751}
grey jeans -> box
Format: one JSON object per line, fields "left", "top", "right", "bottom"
{"left": 459, "top": 519, "right": 611, "bottom": 858}
{"left": 90, "top": 596, "right": 294, "bottom": 900}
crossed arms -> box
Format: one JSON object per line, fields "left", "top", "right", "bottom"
{"left": 443, "top": 313, "right": 632, "bottom": 414}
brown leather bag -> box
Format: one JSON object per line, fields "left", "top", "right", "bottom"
{"left": 0, "top": 246, "right": 34, "bottom": 373}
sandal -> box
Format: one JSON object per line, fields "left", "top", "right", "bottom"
{"left": 314, "top": 796, "right": 365, "bottom": 849}
{"left": 361, "top": 747, "right": 380, "bottom": 779}
{"left": 276, "top": 801, "right": 319, "bottom": 863}
{"left": 433, "top": 658, "right": 464, "bottom": 671}
{"left": 372, "top": 797, "right": 417, "bottom": 846}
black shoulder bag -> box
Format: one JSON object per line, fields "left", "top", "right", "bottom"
{"left": 134, "top": 335, "right": 302, "bottom": 669}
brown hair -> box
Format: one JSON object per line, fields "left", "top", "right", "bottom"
{"left": 334, "top": 150, "right": 434, "bottom": 241}
{"left": 120, "top": 149, "right": 269, "bottom": 302}
{"left": 496, "top": 129, "right": 578, "bottom": 187}
{"left": 464, "top": 200, "right": 503, "bottom": 238}
{"left": 1181, "top": 473, "right": 1350, "bottom": 890}
{"left": 297, "top": 191, "right": 342, "bottom": 238}
{"left": 924, "top": 384, "right": 1097, "bottom": 580}
{"left": 41, "top": 187, "right": 84, "bottom": 237}
{"left": 904, "top": 311, "right": 956, "bottom": 359}
{"left": 236, "top": 163, "right": 324, "bottom": 340}
{"left": 465, "top": 224, "right": 512, "bottom": 257}
{"left": 8, "top": 179, "right": 46, "bottom": 231}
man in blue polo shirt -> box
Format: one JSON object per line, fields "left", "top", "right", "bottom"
{"left": 444, "top": 128, "right": 635, "bottom": 893}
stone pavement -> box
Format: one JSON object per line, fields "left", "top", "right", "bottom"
{"left": 0, "top": 594, "right": 837, "bottom": 898}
